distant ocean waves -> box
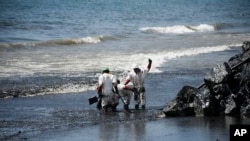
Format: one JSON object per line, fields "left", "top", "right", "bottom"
{"left": 139, "top": 24, "right": 225, "bottom": 34}
{"left": 0, "top": 23, "right": 229, "bottom": 49}
{"left": 0, "top": 35, "right": 113, "bottom": 48}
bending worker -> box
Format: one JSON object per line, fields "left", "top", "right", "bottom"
{"left": 124, "top": 58, "right": 152, "bottom": 109}
{"left": 97, "top": 68, "right": 119, "bottom": 112}
{"left": 117, "top": 79, "right": 135, "bottom": 112}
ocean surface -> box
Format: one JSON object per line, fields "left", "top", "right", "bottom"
{"left": 1, "top": 0, "right": 250, "bottom": 98}
{"left": 1, "top": 0, "right": 250, "bottom": 140}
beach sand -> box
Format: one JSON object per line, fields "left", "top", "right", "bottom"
{"left": 1, "top": 91, "right": 250, "bottom": 141}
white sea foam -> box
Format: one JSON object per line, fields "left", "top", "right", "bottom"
{"left": 0, "top": 44, "right": 241, "bottom": 78}
{"left": 0, "top": 36, "right": 104, "bottom": 48}
{"left": 43, "top": 44, "right": 239, "bottom": 94}
{"left": 189, "top": 24, "right": 215, "bottom": 32}
{"left": 139, "top": 24, "right": 215, "bottom": 34}
{"left": 0, "top": 43, "right": 242, "bottom": 95}
{"left": 64, "top": 36, "right": 103, "bottom": 44}
{"left": 120, "top": 44, "right": 240, "bottom": 73}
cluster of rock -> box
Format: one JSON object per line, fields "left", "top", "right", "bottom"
{"left": 157, "top": 41, "right": 250, "bottom": 118}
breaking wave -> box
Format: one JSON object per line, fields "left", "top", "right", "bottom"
{"left": 0, "top": 35, "right": 108, "bottom": 48}
{"left": 0, "top": 43, "right": 242, "bottom": 97}
{"left": 139, "top": 24, "right": 216, "bottom": 34}
{"left": 128, "top": 44, "right": 241, "bottom": 73}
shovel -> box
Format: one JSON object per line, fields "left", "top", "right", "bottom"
{"left": 88, "top": 96, "right": 98, "bottom": 105}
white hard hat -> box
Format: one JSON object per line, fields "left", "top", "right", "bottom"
{"left": 132, "top": 64, "right": 139, "bottom": 69}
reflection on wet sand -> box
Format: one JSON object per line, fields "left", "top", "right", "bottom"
{"left": 1, "top": 92, "right": 250, "bottom": 141}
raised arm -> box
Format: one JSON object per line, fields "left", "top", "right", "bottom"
{"left": 147, "top": 58, "right": 152, "bottom": 71}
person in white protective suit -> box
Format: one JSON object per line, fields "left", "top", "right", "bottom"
{"left": 97, "top": 68, "right": 119, "bottom": 112}
{"left": 124, "top": 58, "right": 152, "bottom": 109}
{"left": 117, "top": 79, "right": 135, "bottom": 112}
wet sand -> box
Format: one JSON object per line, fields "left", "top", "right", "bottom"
{"left": 1, "top": 91, "right": 250, "bottom": 141}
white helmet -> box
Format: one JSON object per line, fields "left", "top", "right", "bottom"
{"left": 132, "top": 64, "right": 139, "bottom": 69}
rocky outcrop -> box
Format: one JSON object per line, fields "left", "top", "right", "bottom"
{"left": 158, "top": 41, "right": 250, "bottom": 118}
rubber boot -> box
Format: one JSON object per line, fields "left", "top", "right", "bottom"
{"left": 102, "top": 105, "right": 108, "bottom": 112}
{"left": 135, "top": 104, "right": 139, "bottom": 109}
{"left": 141, "top": 105, "right": 145, "bottom": 109}
{"left": 96, "top": 99, "right": 102, "bottom": 110}
{"left": 124, "top": 104, "right": 131, "bottom": 113}
{"left": 112, "top": 104, "right": 118, "bottom": 112}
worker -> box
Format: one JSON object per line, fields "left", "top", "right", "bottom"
{"left": 117, "top": 79, "right": 136, "bottom": 112}
{"left": 124, "top": 59, "right": 152, "bottom": 109}
{"left": 97, "top": 68, "right": 119, "bottom": 112}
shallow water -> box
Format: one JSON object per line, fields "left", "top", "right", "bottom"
{"left": 1, "top": 90, "right": 250, "bottom": 141}
{"left": 40, "top": 116, "right": 249, "bottom": 141}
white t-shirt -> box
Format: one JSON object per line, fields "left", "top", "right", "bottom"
{"left": 126, "top": 68, "right": 148, "bottom": 88}
{"left": 98, "top": 73, "right": 117, "bottom": 95}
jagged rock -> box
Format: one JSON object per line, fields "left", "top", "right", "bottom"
{"left": 193, "top": 88, "right": 209, "bottom": 116}
{"left": 175, "top": 86, "right": 198, "bottom": 103}
{"left": 213, "top": 84, "right": 232, "bottom": 97}
{"left": 203, "top": 62, "right": 232, "bottom": 96}
{"left": 242, "top": 41, "right": 250, "bottom": 52}
{"left": 224, "top": 95, "right": 237, "bottom": 115}
{"left": 228, "top": 54, "right": 242, "bottom": 69}
{"left": 162, "top": 86, "right": 198, "bottom": 116}
{"left": 194, "top": 87, "right": 222, "bottom": 116}
{"left": 241, "top": 100, "right": 250, "bottom": 117}
{"left": 241, "top": 63, "right": 250, "bottom": 82}
{"left": 204, "top": 62, "right": 231, "bottom": 85}
{"left": 160, "top": 41, "right": 250, "bottom": 118}
{"left": 162, "top": 100, "right": 195, "bottom": 116}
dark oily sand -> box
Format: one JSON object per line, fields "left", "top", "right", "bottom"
{"left": 1, "top": 92, "right": 250, "bottom": 141}
{"left": 0, "top": 107, "right": 159, "bottom": 141}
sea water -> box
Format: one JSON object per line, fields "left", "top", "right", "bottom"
{"left": 1, "top": 1, "right": 250, "bottom": 140}
{"left": 0, "top": 0, "right": 250, "bottom": 98}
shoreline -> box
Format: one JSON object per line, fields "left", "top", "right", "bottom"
{"left": 1, "top": 91, "right": 250, "bottom": 141}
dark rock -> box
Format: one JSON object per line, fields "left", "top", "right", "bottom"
{"left": 228, "top": 54, "right": 242, "bottom": 69}
{"left": 160, "top": 41, "right": 250, "bottom": 118}
{"left": 176, "top": 86, "right": 198, "bottom": 103}
{"left": 203, "top": 95, "right": 221, "bottom": 116}
{"left": 212, "top": 84, "right": 232, "bottom": 97}
{"left": 162, "top": 86, "right": 198, "bottom": 116}
{"left": 194, "top": 88, "right": 222, "bottom": 116}
{"left": 224, "top": 95, "right": 237, "bottom": 115}
{"left": 162, "top": 100, "right": 195, "bottom": 116}
{"left": 241, "top": 63, "right": 250, "bottom": 83}
{"left": 204, "top": 62, "right": 231, "bottom": 85}
{"left": 241, "top": 100, "right": 250, "bottom": 117}
{"left": 242, "top": 41, "right": 250, "bottom": 52}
